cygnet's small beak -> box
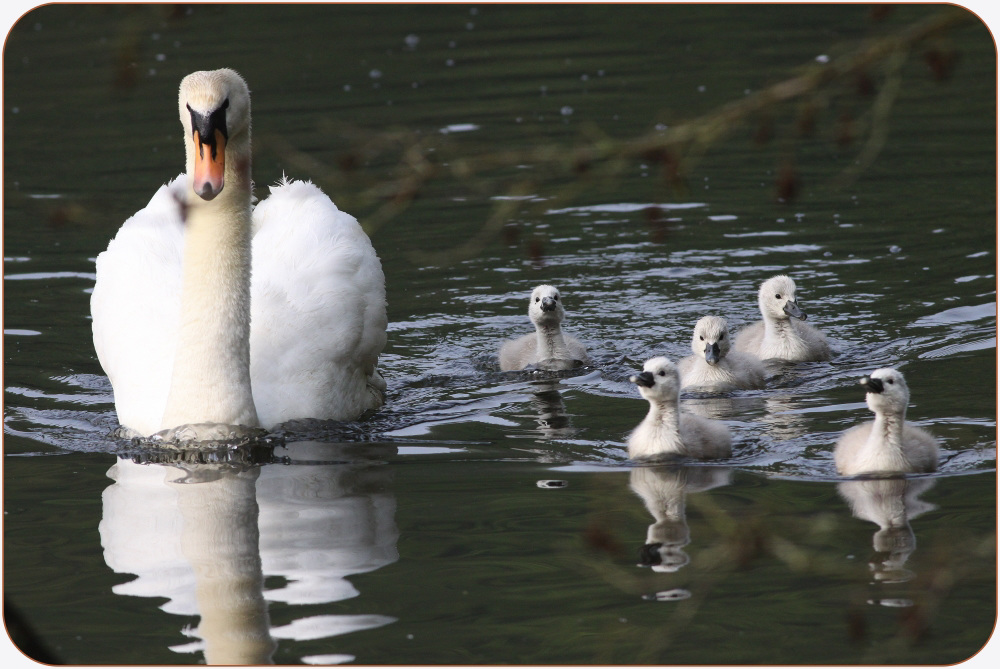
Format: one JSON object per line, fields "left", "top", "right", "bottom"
{"left": 630, "top": 371, "right": 655, "bottom": 388}
{"left": 540, "top": 297, "right": 557, "bottom": 312}
{"left": 783, "top": 300, "right": 806, "bottom": 320}
{"left": 704, "top": 342, "right": 721, "bottom": 365}
{"left": 639, "top": 542, "right": 664, "bottom": 567}
{"left": 861, "top": 376, "right": 884, "bottom": 394}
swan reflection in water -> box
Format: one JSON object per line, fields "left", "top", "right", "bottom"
{"left": 837, "top": 477, "right": 937, "bottom": 598}
{"left": 99, "top": 441, "right": 398, "bottom": 664}
{"left": 630, "top": 465, "right": 732, "bottom": 574}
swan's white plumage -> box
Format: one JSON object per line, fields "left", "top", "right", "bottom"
{"left": 733, "top": 275, "right": 830, "bottom": 362}
{"left": 249, "top": 178, "right": 386, "bottom": 429}
{"left": 92, "top": 178, "right": 187, "bottom": 438}
{"left": 627, "top": 356, "right": 732, "bottom": 461}
{"left": 677, "top": 315, "right": 766, "bottom": 391}
{"left": 91, "top": 69, "right": 386, "bottom": 438}
{"left": 834, "top": 368, "right": 939, "bottom": 476}
{"left": 498, "top": 284, "right": 588, "bottom": 371}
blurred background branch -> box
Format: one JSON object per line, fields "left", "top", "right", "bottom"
{"left": 255, "top": 7, "right": 972, "bottom": 263}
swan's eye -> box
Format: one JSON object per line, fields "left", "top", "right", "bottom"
{"left": 657, "top": 370, "right": 666, "bottom": 376}
{"left": 535, "top": 297, "right": 540, "bottom": 303}
{"left": 553, "top": 295, "right": 559, "bottom": 301}
{"left": 775, "top": 293, "right": 782, "bottom": 299}
{"left": 699, "top": 335, "right": 704, "bottom": 341}
{"left": 887, "top": 379, "right": 894, "bottom": 384}
{"left": 720, "top": 332, "right": 725, "bottom": 339}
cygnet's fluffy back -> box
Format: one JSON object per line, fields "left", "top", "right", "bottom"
{"left": 498, "top": 284, "right": 588, "bottom": 371}
{"left": 627, "top": 356, "right": 732, "bottom": 461}
{"left": 678, "top": 315, "right": 766, "bottom": 391}
{"left": 834, "top": 368, "right": 939, "bottom": 476}
{"left": 733, "top": 275, "right": 831, "bottom": 362}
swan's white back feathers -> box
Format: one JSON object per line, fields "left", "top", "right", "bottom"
{"left": 91, "top": 177, "right": 188, "bottom": 436}
{"left": 250, "top": 179, "right": 387, "bottom": 427}
{"left": 92, "top": 176, "right": 387, "bottom": 435}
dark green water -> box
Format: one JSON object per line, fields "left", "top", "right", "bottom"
{"left": 3, "top": 4, "right": 996, "bottom": 666}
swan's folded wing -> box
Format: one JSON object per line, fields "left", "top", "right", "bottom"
{"left": 250, "top": 179, "right": 387, "bottom": 426}
{"left": 90, "top": 176, "right": 188, "bottom": 436}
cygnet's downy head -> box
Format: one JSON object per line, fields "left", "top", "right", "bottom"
{"left": 630, "top": 356, "right": 681, "bottom": 403}
{"left": 528, "top": 284, "right": 566, "bottom": 327}
{"left": 861, "top": 367, "right": 910, "bottom": 416}
{"left": 758, "top": 274, "right": 807, "bottom": 321}
{"left": 691, "top": 315, "right": 731, "bottom": 365}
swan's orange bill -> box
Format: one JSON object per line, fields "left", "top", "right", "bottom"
{"left": 192, "top": 129, "right": 226, "bottom": 199}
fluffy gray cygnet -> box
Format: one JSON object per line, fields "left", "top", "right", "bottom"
{"left": 498, "top": 284, "right": 589, "bottom": 371}
{"left": 733, "top": 275, "right": 831, "bottom": 362}
{"left": 678, "top": 315, "right": 766, "bottom": 391}
{"left": 834, "top": 368, "right": 939, "bottom": 476}
{"left": 627, "top": 356, "right": 732, "bottom": 460}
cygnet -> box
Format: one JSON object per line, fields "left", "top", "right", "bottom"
{"left": 834, "top": 368, "right": 939, "bottom": 476}
{"left": 678, "top": 315, "right": 766, "bottom": 391}
{"left": 499, "top": 285, "right": 589, "bottom": 371}
{"left": 733, "top": 275, "right": 831, "bottom": 362}
{"left": 627, "top": 356, "right": 732, "bottom": 460}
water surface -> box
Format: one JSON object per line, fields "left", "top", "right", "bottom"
{"left": 3, "top": 4, "right": 996, "bottom": 665}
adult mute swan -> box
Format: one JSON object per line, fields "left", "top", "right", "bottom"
{"left": 627, "top": 357, "right": 732, "bottom": 460}
{"left": 498, "top": 284, "right": 589, "bottom": 371}
{"left": 733, "top": 275, "right": 830, "bottom": 362}
{"left": 834, "top": 368, "right": 939, "bottom": 476}
{"left": 91, "top": 69, "right": 387, "bottom": 440}
{"left": 677, "top": 315, "right": 766, "bottom": 391}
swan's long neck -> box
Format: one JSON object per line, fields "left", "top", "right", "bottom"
{"left": 867, "top": 409, "right": 905, "bottom": 452}
{"left": 534, "top": 322, "right": 571, "bottom": 360}
{"left": 643, "top": 400, "right": 685, "bottom": 455}
{"left": 860, "top": 406, "right": 908, "bottom": 473}
{"left": 160, "top": 148, "right": 259, "bottom": 432}
{"left": 762, "top": 316, "right": 805, "bottom": 358}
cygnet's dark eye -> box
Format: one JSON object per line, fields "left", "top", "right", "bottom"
{"left": 553, "top": 294, "right": 559, "bottom": 301}
{"left": 720, "top": 332, "right": 725, "bottom": 339}
{"left": 699, "top": 335, "right": 704, "bottom": 341}
{"left": 775, "top": 293, "right": 782, "bottom": 299}
{"left": 535, "top": 297, "right": 540, "bottom": 302}
{"left": 657, "top": 370, "right": 666, "bottom": 376}
{"left": 887, "top": 378, "right": 894, "bottom": 384}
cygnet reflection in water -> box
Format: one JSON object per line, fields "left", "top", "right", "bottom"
{"left": 733, "top": 275, "right": 831, "bottom": 362}
{"left": 627, "top": 357, "right": 732, "bottom": 461}
{"left": 834, "top": 368, "right": 939, "bottom": 476}
{"left": 499, "top": 285, "right": 589, "bottom": 371}
{"left": 678, "top": 315, "right": 766, "bottom": 391}
{"left": 838, "top": 477, "right": 937, "bottom": 586}
{"left": 630, "top": 466, "right": 732, "bottom": 573}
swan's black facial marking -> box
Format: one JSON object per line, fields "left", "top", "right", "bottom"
{"left": 639, "top": 542, "right": 665, "bottom": 567}
{"left": 631, "top": 371, "right": 655, "bottom": 388}
{"left": 187, "top": 98, "right": 230, "bottom": 160}
{"left": 862, "top": 376, "right": 885, "bottom": 394}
